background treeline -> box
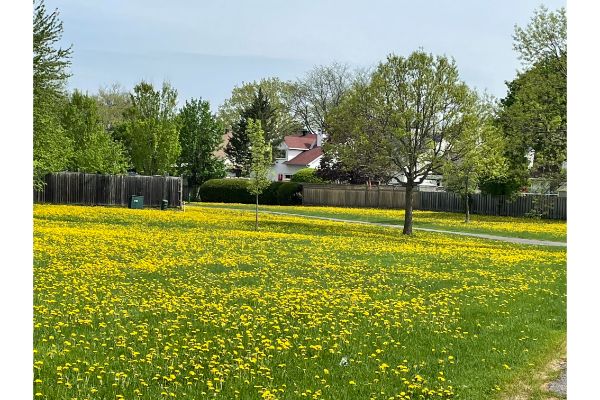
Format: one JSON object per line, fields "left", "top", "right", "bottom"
{"left": 33, "top": 0, "right": 566, "bottom": 209}
{"left": 33, "top": 0, "right": 226, "bottom": 191}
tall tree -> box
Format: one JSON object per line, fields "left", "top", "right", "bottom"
{"left": 331, "top": 51, "right": 476, "bottom": 234}
{"left": 219, "top": 78, "right": 301, "bottom": 142}
{"left": 316, "top": 154, "right": 376, "bottom": 184}
{"left": 178, "top": 98, "right": 226, "bottom": 199}
{"left": 513, "top": 5, "right": 566, "bottom": 77}
{"left": 497, "top": 5, "right": 567, "bottom": 193}
{"left": 33, "top": 0, "right": 73, "bottom": 185}
{"left": 94, "top": 83, "right": 132, "bottom": 136}
{"left": 499, "top": 57, "right": 566, "bottom": 191}
{"left": 225, "top": 88, "right": 277, "bottom": 176}
{"left": 122, "top": 81, "right": 181, "bottom": 175}
{"left": 324, "top": 78, "right": 396, "bottom": 185}
{"left": 291, "top": 62, "right": 354, "bottom": 134}
{"left": 442, "top": 98, "right": 507, "bottom": 222}
{"left": 247, "top": 119, "right": 272, "bottom": 231}
{"left": 62, "top": 91, "right": 129, "bottom": 174}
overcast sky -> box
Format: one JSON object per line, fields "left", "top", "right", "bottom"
{"left": 46, "top": 0, "right": 566, "bottom": 110}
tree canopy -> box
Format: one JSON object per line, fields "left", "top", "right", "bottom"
{"left": 225, "top": 88, "right": 278, "bottom": 177}
{"left": 178, "top": 98, "right": 226, "bottom": 197}
{"left": 442, "top": 98, "right": 507, "bottom": 221}
{"left": 218, "top": 78, "right": 301, "bottom": 141}
{"left": 62, "top": 91, "right": 129, "bottom": 174}
{"left": 326, "top": 51, "right": 477, "bottom": 234}
{"left": 247, "top": 119, "right": 272, "bottom": 231}
{"left": 121, "top": 81, "right": 181, "bottom": 175}
{"left": 494, "top": 5, "right": 567, "bottom": 194}
{"left": 290, "top": 62, "right": 354, "bottom": 134}
{"left": 513, "top": 5, "right": 566, "bottom": 77}
{"left": 33, "top": 0, "right": 73, "bottom": 185}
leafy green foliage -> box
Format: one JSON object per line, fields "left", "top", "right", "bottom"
{"left": 479, "top": 174, "right": 526, "bottom": 197}
{"left": 219, "top": 78, "right": 301, "bottom": 139}
{"left": 315, "top": 154, "right": 377, "bottom": 184}
{"left": 247, "top": 119, "right": 272, "bottom": 197}
{"left": 324, "top": 77, "right": 396, "bottom": 184}
{"left": 200, "top": 119, "right": 274, "bottom": 228}
{"left": 290, "top": 62, "right": 354, "bottom": 134}
{"left": 33, "top": 0, "right": 71, "bottom": 100}
{"left": 93, "top": 83, "right": 132, "bottom": 136}
{"left": 226, "top": 89, "right": 278, "bottom": 177}
{"left": 290, "top": 168, "right": 324, "bottom": 183}
{"left": 276, "top": 182, "right": 303, "bottom": 205}
{"left": 326, "top": 51, "right": 476, "bottom": 233}
{"left": 121, "top": 81, "right": 181, "bottom": 175}
{"left": 199, "top": 179, "right": 301, "bottom": 205}
{"left": 498, "top": 6, "right": 567, "bottom": 193}
{"left": 442, "top": 97, "right": 508, "bottom": 221}
{"left": 499, "top": 57, "right": 566, "bottom": 189}
{"left": 62, "top": 91, "right": 129, "bottom": 174}
{"left": 178, "top": 98, "right": 226, "bottom": 197}
{"left": 513, "top": 5, "right": 566, "bottom": 77}
{"left": 199, "top": 179, "right": 254, "bottom": 203}
{"left": 33, "top": 0, "right": 73, "bottom": 185}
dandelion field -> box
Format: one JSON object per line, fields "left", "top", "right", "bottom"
{"left": 33, "top": 205, "right": 566, "bottom": 399}
{"left": 196, "top": 203, "right": 567, "bottom": 242}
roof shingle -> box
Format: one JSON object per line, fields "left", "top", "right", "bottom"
{"left": 284, "top": 147, "right": 323, "bottom": 166}
{"left": 284, "top": 134, "right": 317, "bottom": 149}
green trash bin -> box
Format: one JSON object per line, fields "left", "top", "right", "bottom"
{"left": 129, "top": 195, "right": 144, "bottom": 209}
{"left": 161, "top": 199, "right": 168, "bottom": 210}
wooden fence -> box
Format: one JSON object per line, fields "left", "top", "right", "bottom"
{"left": 34, "top": 172, "right": 183, "bottom": 208}
{"left": 302, "top": 184, "right": 420, "bottom": 209}
{"left": 419, "top": 191, "right": 566, "bottom": 220}
{"left": 301, "top": 184, "right": 566, "bottom": 220}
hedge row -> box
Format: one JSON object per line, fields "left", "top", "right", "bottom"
{"left": 199, "top": 179, "right": 303, "bottom": 205}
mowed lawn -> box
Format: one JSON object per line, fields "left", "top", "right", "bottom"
{"left": 196, "top": 203, "right": 567, "bottom": 242}
{"left": 34, "top": 205, "right": 566, "bottom": 400}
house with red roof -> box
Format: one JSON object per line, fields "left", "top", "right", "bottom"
{"left": 272, "top": 132, "right": 324, "bottom": 181}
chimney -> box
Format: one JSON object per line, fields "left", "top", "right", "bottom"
{"left": 316, "top": 131, "right": 323, "bottom": 148}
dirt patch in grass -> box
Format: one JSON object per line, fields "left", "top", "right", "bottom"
{"left": 501, "top": 339, "right": 566, "bottom": 400}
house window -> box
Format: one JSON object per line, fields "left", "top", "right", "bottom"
{"left": 284, "top": 174, "right": 293, "bottom": 180}
{"left": 274, "top": 149, "right": 286, "bottom": 159}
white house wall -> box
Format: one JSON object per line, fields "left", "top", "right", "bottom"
{"left": 271, "top": 160, "right": 304, "bottom": 181}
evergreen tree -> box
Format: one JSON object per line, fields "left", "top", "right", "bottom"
{"left": 33, "top": 0, "right": 73, "bottom": 186}
{"left": 225, "top": 88, "right": 277, "bottom": 176}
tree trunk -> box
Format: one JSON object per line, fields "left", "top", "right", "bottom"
{"left": 464, "top": 177, "right": 470, "bottom": 223}
{"left": 255, "top": 193, "right": 259, "bottom": 231}
{"left": 403, "top": 182, "right": 414, "bottom": 235}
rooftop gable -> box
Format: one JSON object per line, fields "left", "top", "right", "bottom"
{"left": 284, "top": 147, "right": 323, "bottom": 166}
{"left": 283, "top": 134, "right": 317, "bottom": 150}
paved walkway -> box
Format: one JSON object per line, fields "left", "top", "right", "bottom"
{"left": 547, "top": 360, "right": 567, "bottom": 397}
{"left": 197, "top": 206, "right": 567, "bottom": 248}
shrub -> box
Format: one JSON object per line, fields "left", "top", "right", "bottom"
{"left": 290, "top": 168, "right": 325, "bottom": 183}
{"left": 259, "top": 182, "right": 284, "bottom": 205}
{"left": 199, "top": 179, "right": 299, "bottom": 205}
{"left": 276, "top": 182, "right": 303, "bottom": 205}
{"left": 199, "top": 179, "right": 254, "bottom": 203}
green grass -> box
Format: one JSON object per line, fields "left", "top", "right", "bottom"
{"left": 194, "top": 202, "right": 567, "bottom": 242}
{"left": 34, "top": 204, "right": 566, "bottom": 399}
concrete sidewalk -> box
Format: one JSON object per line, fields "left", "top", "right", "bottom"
{"left": 198, "top": 206, "right": 567, "bottom": 248}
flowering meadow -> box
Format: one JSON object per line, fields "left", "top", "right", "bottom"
{"left": 197, "top": 203, "right": 567, "bottom": 242}
{"left": 33, "top": 205, "right": 566, "bottom": 399}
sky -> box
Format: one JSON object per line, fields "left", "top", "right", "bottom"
{"left": 46, "top": 0, "right": 566, "bottom": 111}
